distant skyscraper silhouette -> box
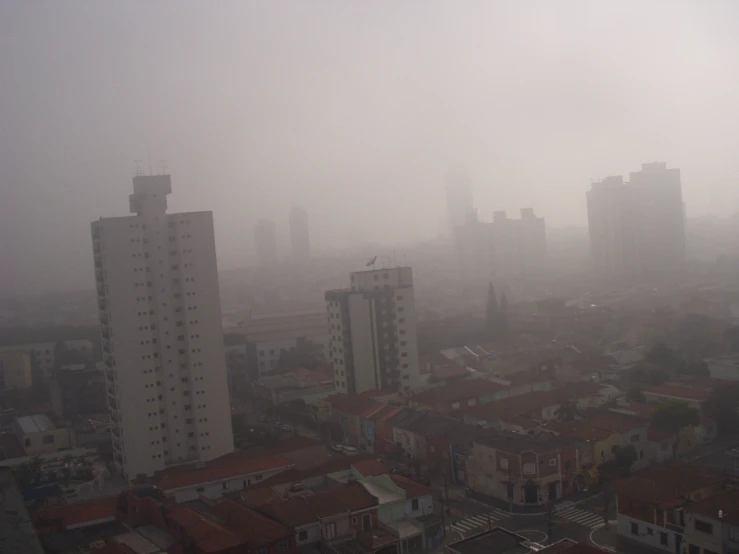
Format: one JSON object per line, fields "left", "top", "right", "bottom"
{"left": 445, "top": 165, "right": 475, "bottom": 237}
{"left": 289, "top": 206, "right": 310, "bottom": 260}
{"left": 91, "top": 174, "right": 234, "bottom": 481}
{"left": 254, "top": 219, "right": 278, "bottom": 266}
{"left": 587, "top": 162, "right": 685, "bottom": 277}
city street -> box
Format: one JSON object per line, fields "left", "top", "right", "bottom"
{"left": 443, "top": 493, "right": 616, "bottom": 548}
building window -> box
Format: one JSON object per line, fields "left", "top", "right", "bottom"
{"left": 411, "top": 498, "right": 419, "bottom": 511}
{"left": 42, "top": 435, "right": 55, "bottom": 444}
{"left": 688, "top": 546, "right": 700, "bottom": 554}
{"left": 299, "top": 530, "right": 308, "bottom": 541}
{"left": 196, "top": 487, "right": 204, "bottom": 493}
{"left": 646, "top": 528, "right": 653, "bottom": 536}
{"left": 326, "top": 522, "right": 336, "bottom": 539}
{"left": 630, "top": 522, "right": 638, "bottom": 535}
{"left": 695, "top": 519, "right": 713, "bottom": 534}
{"left": 500, "top": 458, "right": 509, "bottom": 470}
{"left": 660, "top": 532, "right": 668, "bottom": 546}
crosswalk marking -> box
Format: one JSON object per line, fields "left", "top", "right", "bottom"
{"left": 450, "top": 510, "right": 511, "bottom": 534}
{"left": 554, "top": 506, "right": 603, "bottom": 528}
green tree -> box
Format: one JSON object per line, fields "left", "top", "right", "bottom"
{"left": 704, "top": 383, "right": 739, "bottom": 435}
{"left": 274, "top": 339, "right": 324, "bottom": 373}
{"left": 625, "top": 388, "right": 646, "bottom": 403}
{"left": 651, "top": 401, "right": 700, "bottom": 457}
{"left": 612, "top": 445, "right": 638, "bottom": 476}
{"left": 682, "top": 360, "right": 710, "bottom": 378}
{"left": 555, "top": 400, "right": 582, "bottom": 421}
{"left": 645, "top": 341, "right": 684, "bottom": 370}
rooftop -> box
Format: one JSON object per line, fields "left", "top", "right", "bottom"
{"left": 156, "top": 454, "right": 293, "bottom": 491}
{"left": 644, "top": 383, "right": 712, "bottom": 402}
{"left": 166, "top": 505, "right": 246, "bottom": 552}
{"left": 476, "top": 432, "right": 576, "bottom": 455}
{"left": 683, "top": 490, "right": 739, "bottom": 525}
{"left": 15, "top": 414, "right": 55, "bottom": 434}
{"left": 261, "top": 496, "right": 317, "bottom": 528}
{"left": 410, "top": 378, "right": 508, "bottom": 406}
{"left": 388, "top": 474, "right": 435, "bottom": 499}
{"left": 211, "top": 499, "right": 292, "bottom": 546}
{"left": 613, "top": 462, "right": 725, "bottom": 506}
{"left": 31, "top": 496, "right": 118, "bottom": 533}
{"left": 323, "top": 393, "right": 384, "bottom": 417}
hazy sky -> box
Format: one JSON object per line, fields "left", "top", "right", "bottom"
{"left": 2, "top": 1, "right": 739, "bottom": 294}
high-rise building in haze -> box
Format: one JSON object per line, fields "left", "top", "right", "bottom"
{"left": 91, "top": 175, "right": 234, "bottom": 481}
{"left": 325, "top": 266, "right": 420, "bottom": 395}
{"left": 254, "top": 219, "right": 278, "bottom": 266}
{"left": 445, "top": 166, "right": 475, "bottom": 236}
{"left": 455, "top": 208, "right": 547, "bottom": 281}
{"left": 587, "top": 162, "right": 685, "bottom": 277}
{"left": 289, "top": 206, "right": 310, "bottom": 260}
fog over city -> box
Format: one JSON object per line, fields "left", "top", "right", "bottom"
{"left": 2, "top": 0, "right": 739, "bottom": 295}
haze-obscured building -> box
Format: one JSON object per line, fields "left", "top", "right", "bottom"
{"left": 587, "top": 162, "right": 686, "bottom": 278}
{"left": 325, "top": 266, "right": 420, "bottom": 395}
{"left": 289, "top": 206, "right": 311, "bottom": 260}
{"left": 91, "top": 174, "right": 233, "bottom": 481}
{"left": 255, "top": 219, "right": 278, "bottom": 266}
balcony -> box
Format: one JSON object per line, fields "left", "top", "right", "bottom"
{"left": 102, "top": 327, "right": 112, "bottom": 340}
{"left": 97, "top": 285, "right": 106, "bottom": 298}
{"left": 100, "top": 315, "right": 109, "bottom": 326}
{"left": 103, "top": 341, "right": 113, "bottom": 355}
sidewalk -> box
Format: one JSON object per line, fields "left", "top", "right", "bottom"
{"left": 590, "top": 522, "right": 661, "bottom": 554}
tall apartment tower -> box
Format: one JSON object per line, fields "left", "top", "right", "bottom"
{"left": 289, "top": 206, "right": 311, "bottom": 260}
{"left": 587, "top": 162, "right": 685, "bottom": 277}
{"left": 254, "top": 220, "right": 278, "bottom": 266}
{"left": 445, "top": 166, "right": 475, "bottom": 236}
{"left": 325, "top": 266, "right": 420, "bottom": 395}
{"left": 91, "top": 175, "right": 234, "bottom": 481}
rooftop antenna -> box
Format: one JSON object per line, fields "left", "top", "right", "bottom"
{"left": 159, "top": 159, "right": 168, "bottom": 175}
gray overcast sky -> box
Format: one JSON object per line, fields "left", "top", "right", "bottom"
{"left": 2, "top": 1, "right": 739, "bottom": 294}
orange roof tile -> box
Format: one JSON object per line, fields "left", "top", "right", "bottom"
{"left": 411, "top": 379, "right": 507, "bottom": 406}
{"left": 167, "top": 506, "right": 246, "bottom": 553}
{"left": 389, "top": 475, "right": 435, "bottom": 499}
{"left": 211, "top": 500, "right": 292, "bottom": 546}
{"left": 645, "top": 384, "right": 711, "bottom": 401}
{"left": 156, "top": 454, "right": 292, "bottom": 491}
{"left": 32, "top": 496, "right": 118, "bottom": 528}
{"left": 352, "top": 460, "right": 389, "bottom": 477}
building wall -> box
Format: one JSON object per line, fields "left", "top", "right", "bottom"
{"left": 0, "top": 350, "right": 33, "bottom": 391}
{"left": 327, "top": 267, "right": 420, "bottom": 395}
{"left": 617, "top": 513, "right": 677, "bottom": 553}
{"left": 405, "top": 494, "right": 433, "bottom": 519}
{"left": 295, "top": 522, "right": 322, "bottom": 546}
{"left": 16, "top": 425, "right": 71, "bottom": 456}
{"left": 684, "top": 512, "right": 723, "bottom": 554}
{"left": 167, "top": 465, "right": 290, "bottom": 503}
{"left": 92, "top": 175, "right": 233, "bottom": 481}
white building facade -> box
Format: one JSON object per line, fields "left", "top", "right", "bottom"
{"left": 91, "top": 174, "right": 233, "bottom": 481}
{"left": 325, "top": 267, "right": 420, "bottom": 395}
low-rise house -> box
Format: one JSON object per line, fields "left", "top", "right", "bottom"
{"left": 643, "top": 383, "right": 712, "bottom": 409}
{"left": 155, "top": 454, "right": 294, "bottom": 502}
{"left": 13, "top": 415, "right": 72, "bottom": 456}
{"left": 362, "top": 405, "right": 403, "bottom": 454}
{"left": 408, "top": 378, "right": 508, "bottom": 415}
{"left": 614, "top": 462, "right": 726, "bottom": 554}
{"left": 683, "top": 489, "right": 739, "bottom": 554}
{"left": 466, "top": 433, "right": 574, "bottom": 507}
{"left": 321, "top": 394, "right": 386, "bottom": 446}
{"left": 252, "top": 366, "right": 336, "bottom": 409}
{"left": 261, "top": 496, "right": 323, "bottom": 548}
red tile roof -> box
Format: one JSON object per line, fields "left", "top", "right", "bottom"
{"left": 167, "top": 505, "right": 246, "bottom": 553}
{"left": 324, "top": 394, "right": 384, "bottom": 417}
{"left": 644, "top": 383, "right": 711, "bottom": 401}
{"left": 156, "top": 454, "right": 292, "bottom": 491}
{"left": 261, "top": 496, "right": 317, "bottom": 527}
{"left": 241, "top": 486, "right": 283, "bottom": 508}
{"left": 389, "top": 475, "right": 435, "bottom": 499}
{"left": 91, "top": 545, "right": 136, "bottom": 554}
{"left": 304, "top": 490, "right": 348, "bottom": 518}
{"left": 323, "top": 481, "right": 378, "bottom": 512}
{"left": 211, "top": 500, "right": 292, "bottom": 546}
{"left": 255, "top": 453, "right": 379, "bottom": 488}
{"left": 684, "top": 490, "right": 739, "bottom": 525}
{"left": 613, "top": 462, "right": 725, "bottom": 506}
{"left": 352, "top": 459, "right": 389, "bottom": 477}
{"left": 32, "top": 496, "right": 118, "bottom": 530}
{"left": 365, "top": 405, "right": 403, "bottom": 422}
{"left": 411, "top": 378, "right": 507, "bottom": 406}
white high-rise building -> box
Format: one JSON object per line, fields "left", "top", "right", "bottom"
{"left": 325, "top": 266, "right": 420, "bottom": 395}
{"left": 91, "top": 174, "right": 233, "bottom": 481}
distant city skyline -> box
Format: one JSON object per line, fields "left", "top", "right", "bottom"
{"left": 3, "top": 2, "right": 739, "bottom": 294}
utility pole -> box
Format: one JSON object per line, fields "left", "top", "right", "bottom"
{"left": 444, "top": 473, "right": 450, "bottom": 515}
{"left": 603, "top": 488, "right": 611, "bottom": 530}
{"left": 547, "top": 500, "right": 553, "bottom": 545}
